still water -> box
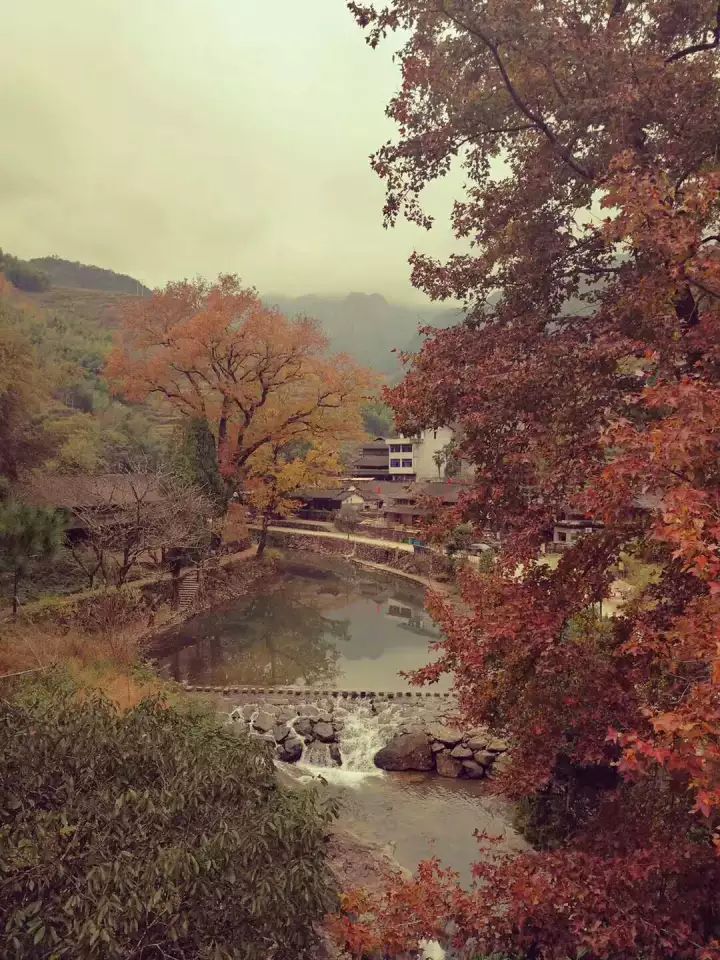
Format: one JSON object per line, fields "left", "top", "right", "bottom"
{"left": 155, "top": 552, "right": 447, "bottom": 691}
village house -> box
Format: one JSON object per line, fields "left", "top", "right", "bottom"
{"left": 295, "top": 485, "right": 367, "bottom": 519}
{"left": 380, "top": 479, "right": 468, "bottom": 527}
{"left": 20, "top": 472, "right": 167, "bottom": 541}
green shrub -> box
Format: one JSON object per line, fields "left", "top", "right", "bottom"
{"left": 0, "top": 677, "right": 338, "bottom": 958}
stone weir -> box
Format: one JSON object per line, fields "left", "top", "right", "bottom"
{"left": 184, "top": 683, "right": 454, "bottom": 700}
{"left": 213, "top": 687, "right": 510, "bottom": 781}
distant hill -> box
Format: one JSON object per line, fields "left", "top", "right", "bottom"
{"left": 6, "top": 248, "right": 465, "bottom": 372}
{"left": 28, "top": 256, "right": 151, "bottom": 296}
{"left": 266, "top": 292, "right": 462, "bottom": 375}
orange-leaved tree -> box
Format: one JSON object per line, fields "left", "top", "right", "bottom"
{"left": 106, "top": 275, "right": 373, "bottom": 492}
{"left": 244, "top": 442, "right": 341, "bottom": 558}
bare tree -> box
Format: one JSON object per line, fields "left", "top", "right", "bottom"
{"left": 69, "top": 463, "right": 211, "bottom": 588}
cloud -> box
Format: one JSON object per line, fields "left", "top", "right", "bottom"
{"left": 0, "top": 0, "right": 464, "bottom": 303}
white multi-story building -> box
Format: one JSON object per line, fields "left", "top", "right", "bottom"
{"left": 385, "top": 427, "right": 456, "bottom": 481}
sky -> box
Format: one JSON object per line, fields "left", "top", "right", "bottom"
{"left": 0, "top": 0, "right": 463, "bottom": 304}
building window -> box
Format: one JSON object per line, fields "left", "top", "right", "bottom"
{"left": 389, "top": 444, "right": 402, "bottom": 453}
{"left": 402, "top": 459, "right": 413, "bottom": 467}
{"left": 390, "top": 458, "right": 401, "bottom": 468}
{"left": 401, "top": 444, "right": 413, "bottom": 453}
{"left": 557, "top": 531, "right": 567, "bottom": 542}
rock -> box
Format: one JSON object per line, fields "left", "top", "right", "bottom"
{"left": 431, "top": 741, "right": 446, "bottom": 753}
{"left": 461, "top": 760, "right": 486, "bottom": 779}
{"left": 272, "top": 724, "right": 290, "bottom": 743}
{"left": 293, "top": 717, "right": 314, "bottom": 738}
{"left": 329, "top": 743, "right": 342, "bottom": 766}
{"left": 302, "top": 705, "right": 320, "bottom": 719}
{"left": 466, "top": 734, "right": 488, "bottom": 751}
{"left": 473, "top": 750, "right": 496, "bottom": 768}
{"left": 450, "top": 744, "right": 473, "bottom": 760}
{"left": 277, "top": 707, "right": 297, "bottom": 723}
{"left": 427, "top": 723, "right": 463, "bottom": 746}
{"left": 317, "top": 711, "right": 334, "bottom": 724}
{"left": 241, "top": 704, "right": 256, "bottom": 721}
{"left": 374, "top": 733, "right": 433, "bottom": 772}
{"left": 487, "top": 738, "right": 509, "bottom": 753}
{"left": 313, "top": 721, "right": 336, "bottom": 743}
{"left": 252, "top": 710, "right": 275, "bottom": 733}
{"left": 488, "top": 753, "right": 512, "bottom": 777}
{"left": 333, "top": 720, "right": 344, "bottom": 732}
{"left": 277, "top": 736, "right": 303, "bottom": 763}
{"left": 435, "top": 751, "right": 463, "bottom": 778}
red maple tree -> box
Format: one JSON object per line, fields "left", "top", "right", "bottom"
{"left": 334, "top": 1, "right": 720, "bottom": 956}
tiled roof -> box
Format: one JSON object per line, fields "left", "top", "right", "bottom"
{"left": 21, "top": 473, "right": 166, "bottom": 510}
{"left": 296, "top": 487, "right": 364, "bottom": 502}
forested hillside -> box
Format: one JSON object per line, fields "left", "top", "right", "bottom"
{"left": 29, "top": 255, "right": 151, "bottom": 295}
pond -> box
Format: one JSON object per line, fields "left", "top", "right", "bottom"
{"left": 154, "top": 552, "right": 448, "bottom": 691}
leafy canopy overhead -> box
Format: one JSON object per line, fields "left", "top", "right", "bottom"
{"left": 336, "top": 0, "right": 720, "bottom": 957}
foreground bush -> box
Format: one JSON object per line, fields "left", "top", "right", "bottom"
{"left": 0, "top": 677, "right": 337, "bottom": 958}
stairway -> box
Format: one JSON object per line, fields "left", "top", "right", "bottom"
{"left": 177, "top": 566, "right": 200, "bottom": 611}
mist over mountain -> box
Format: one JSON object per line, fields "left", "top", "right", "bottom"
{"left": 266, "top": 291, "right": 461, "bottom": 375}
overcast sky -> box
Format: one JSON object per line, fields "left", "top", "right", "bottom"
{"left": 0, "top": 0, "right": 463, "bottom": 303}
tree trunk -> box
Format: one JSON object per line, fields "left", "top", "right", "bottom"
{"left": 256, "top": 514, "right": 270, "bottom": 559}
{"left": 12, "top": 567, "right": 21, "bottom": 619}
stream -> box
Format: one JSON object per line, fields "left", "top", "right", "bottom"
{"left": 155, "top": 552, "right": 526, "bottom": 928}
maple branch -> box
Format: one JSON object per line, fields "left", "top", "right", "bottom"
{"left": 439, "top": 3, "right": 595, "bottom": 181}
{"left": 666, "top": 4, "right": 720, "bottom": 62}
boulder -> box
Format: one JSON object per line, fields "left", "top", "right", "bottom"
{"left": 313, "top": 721, "right": 336, "bottom": 743}
{"left": 426, "top": 724, "right": 464, "bottom": 746}
{"left": 487, "top": 737, "right": 510, "bottom": 753}
{"left": 466, "top": 734, "right": 488, "bottom": 751}
{"left": 435, "top": 751, "right": 463, "bottom": 778}
{"left": 272, "top": 724, "right": 290, "bottom": 743}
{"left": 241, "top": 704, "right": 256, "bottom": 722}
{"left": 473, "top": 750, "right": 496, "bottom": 768}
{"left": 277, "top": 736, "right": 303, "bottom": 763}
{"left": 317, "top": 711, "right": 334, "bottom": 724}
{"left": 431, "top": 741, "right": 446, "bottom": 753}
{"left": 293, "top": 717, "right": 314, "bottom": 739}
{"left": 374, "top": 733, "right": 434, "bottom": 772}
{"left": 252, "top": 710, "right": 275, "bottom": 733}
{"left": 450, "top": 744, "right": 473, "bottom": 760}
{"left": 329, "top": 743, "right": 343, "bottom": 766}
{"left": 488, "top": 753, "right": 512, "bottom": 777}
{"left": 461, "top": 760, "right": 486, "bottom": 780}
{"left": 277, "top": 707, "right": 297, "bottom": 723}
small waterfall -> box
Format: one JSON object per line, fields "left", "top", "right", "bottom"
{"left": 302, "top": 740, "right": 334, "bottom": 767}
{"left": 337, "top": 703, "right": 393, "bottom": 772}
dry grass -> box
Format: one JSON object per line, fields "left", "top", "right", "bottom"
{"left": 0, "top": 618, "right": 168, "bottom": 711}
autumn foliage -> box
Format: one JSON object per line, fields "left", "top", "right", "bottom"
{"left": 106, "top": 275, "right": 374, "bottom": 488}
{"left": 335, "top": 0, "right": 720, "bottom": 957}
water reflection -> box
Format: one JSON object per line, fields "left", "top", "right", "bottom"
{"left": 153, "top": 552, "right": 445, "bottom": 690}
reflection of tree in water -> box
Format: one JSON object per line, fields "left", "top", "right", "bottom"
{"left": 170, "top": 586, "right": 349, "bottom": 686}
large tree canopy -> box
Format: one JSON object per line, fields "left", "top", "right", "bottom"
{"left": 106, "top": 275, "right": 374, "bottom": 487}
{"left": 337, "top": 1, "right": 720, "bottom": 957}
